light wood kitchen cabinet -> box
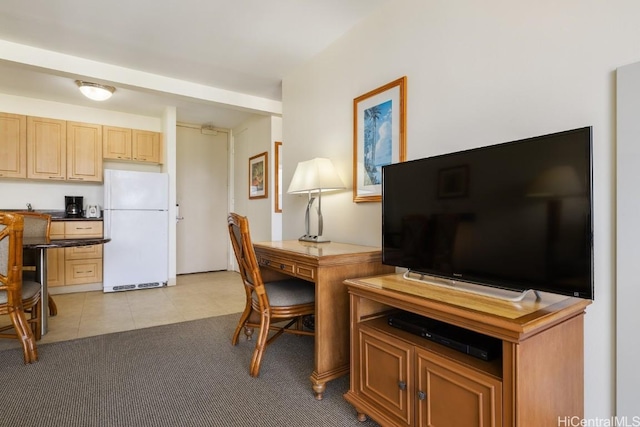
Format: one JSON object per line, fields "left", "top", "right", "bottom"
{"left": 67, "top": 121, "right": 103, "bottom": 182}
{"left": 0, "top": 112, "right": 27, "bottom": 178}
{"left": 132, "top": 129, "right": 161, "bottom": 163}
{"left": 103, "top": 125, "right": 132, "bottom": 160}
{"left": 48, "top": 221, "right": 103, "bottom": 287}
{"left": 47, "top": 222, "right": 65, "bottom": 287}
{"left": 27, "top": 116, "right": 67, "bottom": 180}
{"left": 103, "top": 126, "right": 162, "bottom": 164}
{"left": 344, "top": 274, "right": 590, "bottom": 427}
{"left": 27, "top": 118, "right": 103, "bottom": 182}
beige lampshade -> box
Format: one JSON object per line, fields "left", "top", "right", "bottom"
{"left": 287, "top": 158, "right": 345, "bottom": 194}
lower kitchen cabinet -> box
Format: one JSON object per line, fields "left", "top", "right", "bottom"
{"left": 344, "top": 273, "right": 591, "bottom": 427}
{"left": 48, "top": 220, "right": 103, "bottom": 287}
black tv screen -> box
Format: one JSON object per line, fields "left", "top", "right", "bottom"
{"left": 382, "top": 127, "right": 594, "bottom": 300}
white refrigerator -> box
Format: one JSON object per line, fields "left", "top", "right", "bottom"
{"left": 103, "top": 169, "right": 169, "bottom": 292}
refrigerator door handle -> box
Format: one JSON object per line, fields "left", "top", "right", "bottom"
{"left": 176, "top": 204, "right": 184, "bottom": 222}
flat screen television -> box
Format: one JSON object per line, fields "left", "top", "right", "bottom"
{"left": 382, "top": 127, "right": 594, "bottom": 300}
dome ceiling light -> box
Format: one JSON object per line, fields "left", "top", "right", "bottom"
{"left": 76, "top": 80, "right": 115, "bottom": 101}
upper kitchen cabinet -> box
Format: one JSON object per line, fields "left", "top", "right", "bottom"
{"left": 67, "top": 121, "right": 103, "bottom": 182}
{"left": 0, "top": 112, "right": 27, "bottom": 178}
{"left": 133, "top": 130, "right": 161, "bottom": 163}
{"left": 104, "top": 126, "right": 162, "bottom": 164}
{"left": 27, "top": 116, "right": 67, "bottom": 180}
{"left": 27, "top": 117, "right": 103, "bottom": 182}
{"left": 103, "top": 125, "right": 132, "bottom": 161}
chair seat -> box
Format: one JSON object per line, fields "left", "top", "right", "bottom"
{"left": 253, "top": 279, "right": 315, "bottom": 307}
{"left": 0, "top": 280, "right": 41, "bottom": 304}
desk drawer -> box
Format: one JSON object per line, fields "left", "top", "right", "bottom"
{"left": 258, "top": 254, "right": 317, "bottom": 282}
{"left": 258, "top": 255, "right": 295, "bottom": 275}
{"left": 296, "top": 263, "right": 316, "bottom": 281}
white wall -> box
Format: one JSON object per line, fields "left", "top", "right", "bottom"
{"left": 282, "top": 0, "right": 640, "bottom": 418}
{"left": 232, "top": 114, "right": 281, "bottom": 242}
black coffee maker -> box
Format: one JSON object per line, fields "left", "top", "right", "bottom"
{"left": 65, "top": 196, "right": 84, "bottom": 218}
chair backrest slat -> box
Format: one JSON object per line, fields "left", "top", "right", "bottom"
{"left": 0, "top": 213, "right": 24, "bottom": 301}
{"left": 227, "top": 213, "right": 267, "bottom": 302}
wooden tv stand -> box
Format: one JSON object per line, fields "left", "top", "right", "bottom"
{"left": 343, "top": 273, "right": 591, "bottom": 427}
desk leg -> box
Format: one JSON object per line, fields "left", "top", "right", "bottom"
{"left": 309, "top": 263, "right": 394, "bottom": 400}
{"left": 309, "top": 269, "right": 352, "bottom": 400}
{"left": 36, "top": 248, "right": 49, "bottom": 336}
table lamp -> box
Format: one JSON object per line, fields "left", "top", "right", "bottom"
{"left": 288, "top": 157, "right": 345, "bottom": 243}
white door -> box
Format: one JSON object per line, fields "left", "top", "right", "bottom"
{"left": 176, "top": 125, "right": 228, "bottom": 274}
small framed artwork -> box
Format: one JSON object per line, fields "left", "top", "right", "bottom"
{"left": 353, "top": 76, "right": 407, "bottom": 202}
{"left": 249, "top": 151, "right": 268, "bottom": 199}
{"left": 437, "top": 165, "right": 469, "bottom": 199}
{"left": 274, "top": 141, "right": 282, "bottom": 212}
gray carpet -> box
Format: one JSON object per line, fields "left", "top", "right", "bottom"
{"left": 0, "top": 314, "right": 379, "bottom": 427}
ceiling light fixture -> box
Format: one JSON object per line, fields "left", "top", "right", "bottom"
{"left": 76, "top": 80, "right": 115, "bottom": 101}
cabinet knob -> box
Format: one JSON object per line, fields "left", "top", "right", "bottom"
{"left": 417, "top": 390, "right": 426, "bottom": 400}
{"left": 398, "top": 380, "right": 407, "bottom": 391}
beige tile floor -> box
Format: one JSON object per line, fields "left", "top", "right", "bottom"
{"left": 0, "top": 271, "right": 245, "bottom": 351}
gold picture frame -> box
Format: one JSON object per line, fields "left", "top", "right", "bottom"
{"left": 249, "top": 151, "right": 268, "bottom": 199}
{"left": 274, "top": 141, "right": 282, "bottom": 212}
{"left": 353, "top": 76, "right": 407, "bottom": 202}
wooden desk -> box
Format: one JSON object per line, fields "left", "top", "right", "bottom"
{"left": 253, "top": 240, "right": 394, "bottom": 399}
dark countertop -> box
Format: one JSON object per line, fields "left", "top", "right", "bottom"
{"left": 23, "top": 236, "right": 110, "bottom": 249}
{"left": 0, "top": 209, "right": 103, "bottom": 221}
{"left": 51, "top": 216, "right": 103, "bottom": 222}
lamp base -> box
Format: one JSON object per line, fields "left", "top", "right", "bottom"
{"left": 298, "top": 234, "right": 331, "bottom": 243}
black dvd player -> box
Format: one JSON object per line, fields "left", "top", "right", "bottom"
{"left": 387, "top": 311, "right": 501, "bottom": 361}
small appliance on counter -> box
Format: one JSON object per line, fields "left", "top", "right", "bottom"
{"left": 65, "top": 196, "right": 84, "bottom": 218}
{"left": 85, "top": 205, "right": 101, "bottom": 218}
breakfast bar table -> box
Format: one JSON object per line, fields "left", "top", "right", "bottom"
{"left": 23, "top": 236, "right": 110, "bottom": 336}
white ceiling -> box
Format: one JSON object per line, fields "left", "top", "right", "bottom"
{"left": 0, "top": 0, "right": 385, "bottom": 128}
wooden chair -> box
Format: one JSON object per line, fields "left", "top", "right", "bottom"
{"left": 0, "top": 212, "right": 40, "bottom": 363}
{"left": 18, "top": 211, "right": 57, "bottom": 316}
{"left": 227, "top": 212, "right": 315, "bottom": 377}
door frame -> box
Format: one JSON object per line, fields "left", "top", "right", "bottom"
{"left": 175, "top": 122, "right": 235, "bottom": 273}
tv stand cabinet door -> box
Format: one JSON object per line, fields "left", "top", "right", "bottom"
{"left": 416, "top": 347, "right": 502, "bottom": 427}
{"left": 358, "top": 326, "right": 413, "bottom": 425}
